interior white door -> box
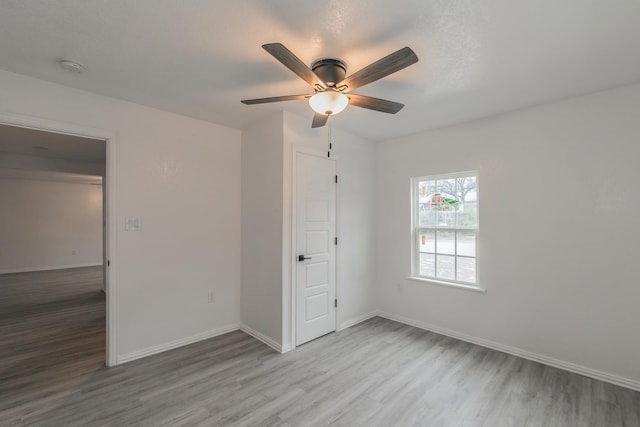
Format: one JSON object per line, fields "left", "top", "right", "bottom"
{"left": 295, "top": 152, "right": 337, "bottom": 346}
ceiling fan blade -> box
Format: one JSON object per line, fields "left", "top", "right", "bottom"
{"left": 262, "top": 43, "right": 325, "bottom": 88}
{"left": 337, "top": 47, "right": 418, "bottom": 92}
{"left": 347, "top": 94, "right": 404, "bottom": 114}
{"left": 311, "top": 113, "right": 329, "bottom": 128}
{"left": 241, "top": 94, "right": 311, "bottom": 105}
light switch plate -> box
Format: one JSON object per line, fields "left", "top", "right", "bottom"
{"left": 125, "top": 217, "right": 141, "bottom": 231}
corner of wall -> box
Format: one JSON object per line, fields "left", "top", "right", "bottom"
{"left": 240, "top": 111, "right": 285, "bottom": 346}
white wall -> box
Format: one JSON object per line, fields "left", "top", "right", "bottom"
{"left": 282, "top": 111, "right": 377, "bottom": 350}
{"left": 331, "top": 126, "right": 376, "bottom": 328}
{"left": 0, "top": 70, "right": 241, "bottom": 362}
{"left": 0, "top": 178, "right": 102, "bottom": 273}
{"left": 240, "top": 111, "right": 377, "bottom": 351}
{"left": 375, "top": 83, "right": 640, "bottom": 385}
{"left": 241, "top": 112, "right": 284, "bottom": 345}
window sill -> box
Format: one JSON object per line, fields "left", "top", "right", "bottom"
{"left": 406, "top": 276, "right": 486, "bottom": 293}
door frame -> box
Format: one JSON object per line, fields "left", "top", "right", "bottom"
{"left": 0, "top": 111, "right": 118, "bottom": 366}
{"left": 290, "top": 145, "right": 339, "bottom": 349}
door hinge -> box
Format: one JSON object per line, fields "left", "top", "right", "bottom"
{"left": 107, "top": 260, "right": 110, "bottom": 267}
{"left": 334, "top": 299, "right": 338, "bottom": 308}
{"left": 335, "top": 175, "right": 338, "bottom": 183}
{"left": 334, "top": 237, "right": 338, "bottom": 245}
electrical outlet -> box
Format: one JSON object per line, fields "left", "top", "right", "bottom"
{"left": 207, "top": 291, "right": 216, "bottom": 303}
{"left": 72, "top": 250, "right": 77, "bottom": 255}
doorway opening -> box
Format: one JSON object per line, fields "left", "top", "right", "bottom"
{"left": 0, "top": 116, "right": 116, "bottom": 388}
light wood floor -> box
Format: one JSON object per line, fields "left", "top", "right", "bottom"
{"left": 1, "top": 268, "right": 639, "bottom": 426}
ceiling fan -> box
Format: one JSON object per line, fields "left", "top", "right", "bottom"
{"left": 241, "top": 43, "right": 419, "bottom": 128}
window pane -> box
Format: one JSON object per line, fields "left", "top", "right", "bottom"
{"left": 419, "top": 207, "right": 437, "bottom": 227}
{"left": 456, "top": 176, "right": 477, "bottom": 202}
{"left": 457, "top": 231, "right": 476, "bottom": 257}
{"left": 418, "top": 230, "right": 435, "bottom": 253}
{"left": 418, "top": 180, "right": 436, "bottom": 198}
{"left": 436, "top": 211, "right": 455, "bottom": 227}
{"left": 419, "top": 253, "right": 435, "bottom": 277}
{"left": 418, "top": 179, "right": 437, "bottom": 227}
{"left": 436, "top": 255, "right": 455, "bottom": 280}
{"left": 436, "top": 178, "right": 456, "bottom": 196}
{"left": 456, "top": 202, "right": 477, "bottom": 228}
{"left": 464, "top": 187, "right": 477, "bottom": 202}
{"left": 456, "top": 257, "right": 476, "bottom": 283}
{"left": 436, "top": 231, "right": 455, "bottom": 255}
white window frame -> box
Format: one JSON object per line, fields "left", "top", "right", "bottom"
{"left": 410, "top": 171, "right": 483, "bottom": 292}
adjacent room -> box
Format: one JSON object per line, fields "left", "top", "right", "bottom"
{"left": 0, "top": 1, "right": 638, "bottom": 426}
{"left": 0, "top": 124, "right": 107, "bottom": 414}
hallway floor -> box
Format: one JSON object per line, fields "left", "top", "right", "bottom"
{"left": 0, "top": 266, "right": 105, "bottom": 422}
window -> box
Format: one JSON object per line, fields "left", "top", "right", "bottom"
{"left": 411, "top": 172, "right": 479, "bottom": 287}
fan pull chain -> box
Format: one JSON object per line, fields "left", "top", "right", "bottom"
{"left": 328, "top": 119, "right": 332, "bottom": 158}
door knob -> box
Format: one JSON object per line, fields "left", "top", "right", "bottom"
{"left": 298, "top": 255, "right": 312, "bottom": 262}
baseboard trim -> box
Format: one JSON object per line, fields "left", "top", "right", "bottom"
{"left": 117, "top": 323, "right": 240, "bottom": 365}
{"left": 339, "top": 311, "right": 378, "bottom": 330}
{"left": 240, "top": 323, "right": 284, "bottom": 353}
{"left": 0, "top": 263, "right": 102, "bottom": 275}
{"left": 377, "top": 311, "right": 640, "bottom": 392}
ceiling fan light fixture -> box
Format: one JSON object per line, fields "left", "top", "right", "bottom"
{"left": 309, "top": 91, "right": 348, "bottom": 116}
{"left": 242, "top": 43, "right": 418, "bottom": 127}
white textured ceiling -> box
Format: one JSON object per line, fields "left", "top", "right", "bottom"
{"left": 0, "top": 0, "right": 639, "bottom": 141}
{"left": 0, "top": 123, "right": 105, "bottom": 162}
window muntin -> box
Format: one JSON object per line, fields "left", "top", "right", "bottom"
{"left": 412, "top": 172, "right": 478, "bottom": 285}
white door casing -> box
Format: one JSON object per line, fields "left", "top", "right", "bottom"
{"left": 295, "top": 152, "right": 337, "bottom": 346}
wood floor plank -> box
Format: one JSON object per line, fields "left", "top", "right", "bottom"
{"left": 1, "top": 267, "right": 639, "bottom": 426}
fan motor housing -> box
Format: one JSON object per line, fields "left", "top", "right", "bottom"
{"left": 311, "top": 58, "right": 347, "bottom": 87}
